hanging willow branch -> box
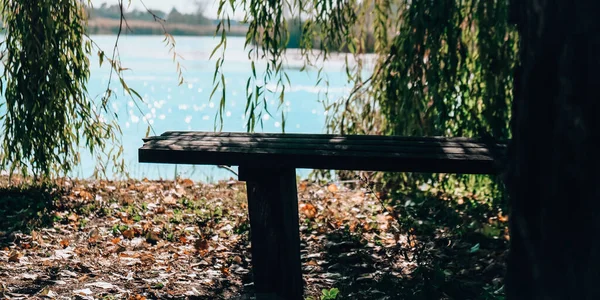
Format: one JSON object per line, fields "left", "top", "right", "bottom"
{"left": 212, "top": 0, "right": 517, "bottom": 142}
{"left": 0, "top": 0, "right": 122, "bottom": 180}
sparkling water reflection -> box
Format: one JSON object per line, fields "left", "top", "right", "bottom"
{"left": 71, "top": 35, "right": 356, "bottom": 181}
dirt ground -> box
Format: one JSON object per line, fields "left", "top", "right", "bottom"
{"left": 0, "top": 178, "right": 507, "bottom": 299}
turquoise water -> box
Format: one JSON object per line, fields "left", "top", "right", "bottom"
{"left": 71, "top": 35, "right": 355, "bottom": 181}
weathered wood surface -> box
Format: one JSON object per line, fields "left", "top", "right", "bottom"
{"left": 140, "top": 131, "right": 506, "bottom": 174}
{"left": 239, "top": 167, "right": 303, "bottom": 300}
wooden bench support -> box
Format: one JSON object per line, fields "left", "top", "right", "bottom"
{"left": 238, "top": 166, "right": 303, "bottom": 300}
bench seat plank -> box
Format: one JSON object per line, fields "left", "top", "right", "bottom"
{"left": 139, "top": 131, "right": 505, "bottom": 174}
{"left": 144, "top": 131, "right": 505, "bottom": 147}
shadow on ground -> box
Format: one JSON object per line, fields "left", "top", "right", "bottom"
{"left": 295, "top": 186, "right": 508, "bottom": 300}
{"left": 0, "top": 185, "right": 58, "bottom": 236}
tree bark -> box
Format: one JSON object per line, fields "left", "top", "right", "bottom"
{"left": 507, "top": 0, "right": 600, "bottom": 299}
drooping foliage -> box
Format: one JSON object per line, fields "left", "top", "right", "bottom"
{"left": 210, "top": 0, "right": 516, "bottom": 200}
{"left": 0, "top": 0, "right": 129, "bottom": 180}
{"left": 212, "top": 0, "right": 517, "bottom": 141}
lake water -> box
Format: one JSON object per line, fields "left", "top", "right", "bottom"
{"left": 69, "top": 35, "right": 360, "bottom": 181}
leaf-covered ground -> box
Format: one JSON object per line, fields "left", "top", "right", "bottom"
{"left": 0, "top": 177, "right": 508, "bottom": 299}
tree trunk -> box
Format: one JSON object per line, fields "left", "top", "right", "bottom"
{"left": 507, "top": 0, "right": 600, "bottom": 298}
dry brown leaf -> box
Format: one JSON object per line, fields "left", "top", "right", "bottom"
{"left": 111, "top": 237, "right": 121, "bottom": 244}
{"left": 140, "top": 253, "right": 155, "bottom": 264}
{"left": 74, "top": 247, "right": 90, "bottom": 255}
{"left": 301, "top": 203, "right": 317, "bottom": 219}
{"left": 194, "top": 239, "right": 209, "bottom": 251}
{"left": 88, "top": 227, "right": 100, "bottom": 244}
{"left": 68, "top": 213, "right": 78, "bottom": 222}
{"left": 60, "top": 239, "right": 70, "bottom": 248}
{"left": 181, "top": 179, "right": 194, "bottom": 186}
{"left": 146, "top": 231, "right": 161, "bottom": 243}
{"left": 327, "top": 184, "right": 338, "bottom": 193}
{"left": 31, "top": 231, "right": 43, "bottom": 245}
{"left": 163, "top": 195, "right": 177, "bottom": 205}
{"left": 8, "top": 251, "right": 22, "bottom": 262}
{"left": 233, "top": 256, "right": 242, "bottom": 264}
{"left": 122, "top": 229, "right": 136, "bottom": 239}
{"left": 156, "top": 240, "right": 167, "bottom": 249}
{"left": 179, "top": 236, "right": 188, "bottom": 244}
{"left": 299, "top": 181, "right": 308, "bottom": 192}
{"left": 80, "top": 191, "right": 93, "bottom": 200}
{"left": 498, "top": 212, "right": 509, "bottom": 223}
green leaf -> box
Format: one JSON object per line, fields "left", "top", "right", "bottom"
{"left": 98, "top": 50, "right": 104, "bottom": 67}
{"left": 129, "top": 88, "right": 143, "bottom": 101}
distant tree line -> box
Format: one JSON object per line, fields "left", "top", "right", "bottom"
{"left": 87, "top": 3, "right": 213, "bottom": 25}
{"left": 85, "top": 3, "right": 247, "bottom": 36}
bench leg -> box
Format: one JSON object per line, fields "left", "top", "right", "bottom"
{"left": 238, "top": 167, "right": 303, "bottom": 300}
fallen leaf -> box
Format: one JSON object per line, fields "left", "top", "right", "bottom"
{"left": 327, "top": 184, "right": 338, "bottom": 193}
{"left": 181, "top": 178, "right": 194, "bottom": 186}
{"left": 8, "top": 251, "right": 22, "bottom": 262}
{"left": 194, "top": 239, "right": 209, "bottom": 252}
{"left": 233, "top": 256, "right": 242, "bottom": 264}
{"left": 301, "top": 203, "right": 317, "bottom": 219}
{"left": 60, "top": 239, "right": 70, "bottom": 248}
{"left": 146, "top": 231, "right": 161, "bottom": 243}
{"left": 88, "top": 227, "right": 100, "bottom": 244}
{"left": 140, "top": 253, "right": 155, "bottom": 264}
{"left": 80, "top": 190, "right": 93, "bottom": 200}
{"left": 299, "top": 181, "right": 308, "bottom": 192}
{"left": 163, "top": 195, "right": 177, "bottom": 205}
{"left": 111, "top": 237, "right": 121, "bottom": 244}
{"left": 122, "top": 229, "right": 136, "bottom": 239}
{"left": 498, "top": 212, "right": 509, "bottom": 223}
{"left": 68, "top": 214, "right": 79, "bottom": 222}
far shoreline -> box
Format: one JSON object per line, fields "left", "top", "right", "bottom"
{"left": 87, "top": 17, "right": 248, "bottom": 37}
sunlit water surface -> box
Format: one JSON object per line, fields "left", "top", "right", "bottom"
{"left": 50, "top": 35, "right": 365, "bottom": 181}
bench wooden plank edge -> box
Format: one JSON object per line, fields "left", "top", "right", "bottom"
{"left": 138, "top": 148, "right": 504, "bottom": 174}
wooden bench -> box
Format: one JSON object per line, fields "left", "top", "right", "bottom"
{"left": 139, "top": 131, "right": 506, "bottom": 300}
